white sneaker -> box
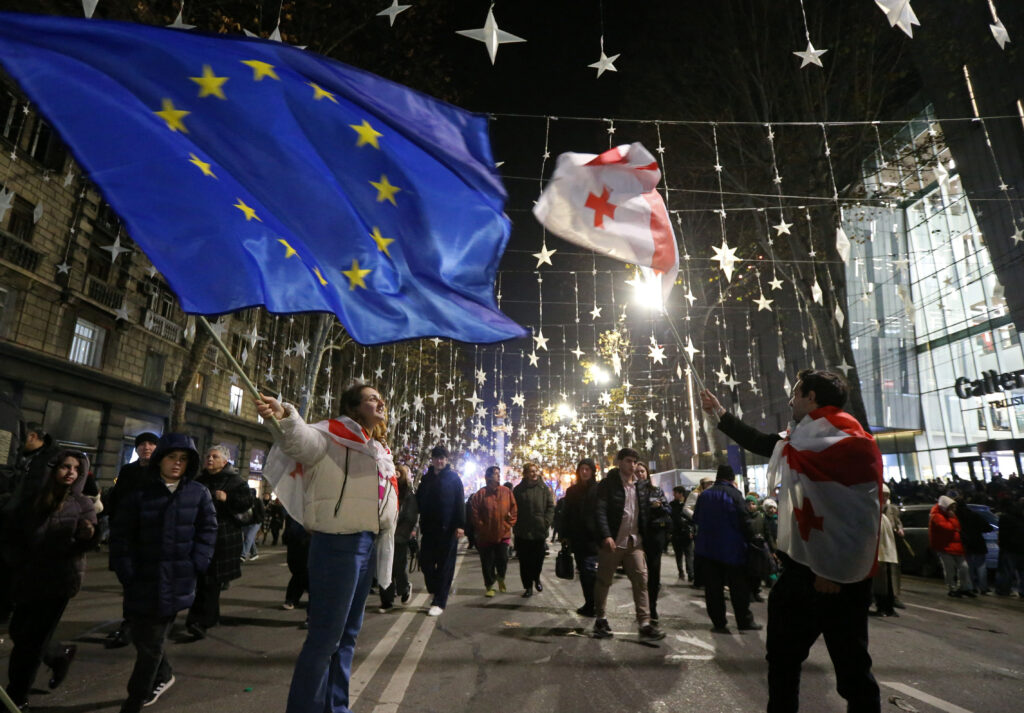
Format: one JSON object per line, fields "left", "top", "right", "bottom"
{"left": 427, "top": 605, "right": 443, "bottom": 617}
{"left": 144, "top": 675, "right": 175, "bottom": 707}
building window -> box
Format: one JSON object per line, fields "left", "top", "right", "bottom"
{"left": 6, "top": 195, "right": 35, "bottom": 242}
{"left": 68, "top": 317, "right": 105, "bottom": 367}
{"left": 229, "top": 385, "right": 244, "bottom": 416}
{"left": 0, "top": 89, "right": 24, "bottom": 142}
{"left": 142, "top": 350, "right": 166, "bottom": 390}
{"left": 27, "top": 118, "right": 68, "bottom": 172}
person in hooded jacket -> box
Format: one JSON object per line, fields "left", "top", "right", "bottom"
{"left": 468, "top": 465, "right": 517, "bottom": 597}
{"left": 110, "top": 433, "right": 217, "bottom": 713}
{"left": 513, "top": 462, "right": 555, "bottom": 598}
{"left": 3, "top": 449, "right": 98, "bottom": 709}
{"left": 561, "top": 458, "right": 599, "bottom": 616}
{"left": 416, "top": 445, "right": 466, "bottom": 616}
{"left": 184, "top": 445, "right": 252, "bottom": 639}
{"left": 929, "top": 495, "right": 974, "bottom": 598}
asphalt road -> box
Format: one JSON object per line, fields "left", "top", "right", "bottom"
{"left": 2, "top": 543, "right": 1022, "bottom": 713}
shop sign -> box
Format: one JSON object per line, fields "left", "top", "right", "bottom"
{"left": 954, "top": 369, "right": 1024, "bottom": 399}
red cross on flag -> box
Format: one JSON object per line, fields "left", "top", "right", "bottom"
{"left": 767, "top": 406, "right": 884, "bottom": 583}
{"left": 533, "top": 142, "right": 679, "bottom": 305}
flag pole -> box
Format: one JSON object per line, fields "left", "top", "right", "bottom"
{"left": 197, "top": 315, "right": 283, "bottom": 437}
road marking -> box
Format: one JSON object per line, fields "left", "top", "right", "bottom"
{"left": 666, "top": 654, "right": 714, "bottom": 661}
{"left": 370, "top": 548, "right": 467, "bottom": 713}
{"left": 901, "top": 602, "right": 978, "bottom": 620}
{"left": 349, "top": 592, "right": 429, "bottom": 707}
{"left": 881, "top": 682, "right": 974, "bottom": 713}
{"left": 675, "top": 632, "right": 716, "bottom": 652}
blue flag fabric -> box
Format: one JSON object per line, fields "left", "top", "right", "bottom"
{"left": 0, "top": 12, "right": 526, "bottom": 345}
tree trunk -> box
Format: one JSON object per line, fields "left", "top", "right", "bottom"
{"left": 169, "top": 329, "right": 213, "bottom": 432}
{"left": 298, "top": 314, "right": 332, "bottom": 420}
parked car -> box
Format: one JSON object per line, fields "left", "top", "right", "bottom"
{"left": 898, "top": 503, "right": 999, "bottom": 577}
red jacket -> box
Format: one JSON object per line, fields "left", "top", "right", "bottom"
{"left": 928, "top": 504, "right": 964, "bottom": 556}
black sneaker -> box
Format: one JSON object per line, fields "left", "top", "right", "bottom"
{"left": 738, "top": 622, "right": 763, "bottom": 631}
{"left": 575, "top": 605, "right": 596, "bottom": 617}
{"left": 593, "top": 618, "right": 613, "bottom": 639}
{"left": 401, "top": 585, "right": 412, "bottom": 605}
{"left": 105, "top": 627, "right": 131, "bottom": 649}
{"left": 143, "top": 675, "right": 175, "bottom": 707}
{"left": 185, "top": 623, "right": 206, "bottom": 640}
{"left": 638, "top": 623, "right": 665, "bottom": 641}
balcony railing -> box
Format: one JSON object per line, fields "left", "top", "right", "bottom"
{"left": 143, "top": 309, "right": 183, "bottom": 343}
{"left": 85, "top": 274, "right": 125, "bottom": 310}
{"left": 0, "top": 229, "right": 42, "bottom": 272}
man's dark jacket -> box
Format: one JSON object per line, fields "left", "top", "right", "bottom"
{"left": 693, "top": 480, "right": 754, "bottom": 566}
{"left": 562, "top": 478, "right": 598, "bottom": 556}
{"left": 416, "top": 466, "right": 465, "bottom": 537}
{"left": 194, "top": 465, "right": 251, "bottom": 582}
{"left": 593, "top": 467, "right": 649, "bottom": 544}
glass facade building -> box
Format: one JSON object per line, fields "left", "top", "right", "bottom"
{"left": 844, "top": 109, "right": 1024, "bottom": 482}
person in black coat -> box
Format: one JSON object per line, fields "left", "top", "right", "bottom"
{"left": 110, "top": 433, "right": 217, "bottom": 713}
{"left": 3, "top": 449, "right": 98, "bottom": 708}
{"left": 185, "top": 445, "right": 252, "bottom": 639}
{"left": 416, "top": 446, "right": 465, "bottom": 616}
{"left": 670, "top": 486, "right": 695, "bottom": 581}
{"left": 560, "top": 458, "right": 599, "bottom": 616}
{"left": 281, "top": 514, "right": 311, "bottom": 613}
{"left": 636, "top": 463, "right": 671, "bottom": 623}
{"left": 102, "top": 431, "right": 160, "bottom": 650}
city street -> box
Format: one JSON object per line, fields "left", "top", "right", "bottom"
{"left": 2, "top": 544, "right": 1022, "bottom": 713}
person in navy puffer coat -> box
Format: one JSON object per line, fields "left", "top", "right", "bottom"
{"left": 109, "top": 433, "right": 217, "bottom": 713}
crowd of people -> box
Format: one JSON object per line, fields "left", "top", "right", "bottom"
{"left": 1, "top": 370, "right": 1023, "bottom": 713}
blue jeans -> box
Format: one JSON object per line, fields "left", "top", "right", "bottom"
{"left": 286, "top": 531, "right": 376, "bottom": 713}
{"left": 243, "top": 523, "right": 262, "bottom": 558}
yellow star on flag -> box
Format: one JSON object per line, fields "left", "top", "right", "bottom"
{"left": 307, "top": 82, "right": 338, "bottom": 103}
{"left": 370, "top": 175, "right": 401, "bottom": 205}
{"left": 241, "top": 59, "right": 279, "bottom": 81}
{"left": 278, "top": 239, "right": 298, "bottom": 258}
{"left": 342, "top": 259, "right": 372, "bottom": 290}
{"left": 350, "top": 120, "right": 383, "bottom": 149}
{"left": 189, "top": 65, "right": 229, "bottom": 99}
{"left": 312, "top": 267, "right": 329, "bottom": 286}
{"left": 188, "top": 153, "right": 217, "bottom": 178}
{"left": 233, "top": 198, "right": 261, "bottom": 222}
{"left": 370, "top": 227, "right": 394, "bottom": 256}
{"left": 154, "top": 98, "right": 189, "bottom": 133}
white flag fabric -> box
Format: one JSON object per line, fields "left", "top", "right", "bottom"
{"left": 766, "top": 406, "right": 883, "bottom": 583}
{"left": 533, "top": 142, "right": 679, "bottom": 304}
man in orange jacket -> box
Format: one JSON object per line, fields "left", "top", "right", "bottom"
{"left": 468, "top": 466, "right": 518, "bottom": 597}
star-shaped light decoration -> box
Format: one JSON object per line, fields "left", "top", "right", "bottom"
{"left": 528, "top": 352, "right": 539, "bottom": 367}
{"left": 645, "top": 409, "right": 658, "bottom": 422}
{"left": 475, "top": 368, "right": 487, "bottom": 386}
{"left": 412, "top": 395, "right": 424, "bottom": 412}
{"left": 82, "top": 0, "right": 99, "bottom": 19}
{"left": 715, "top": 367, "right": 728, "bottom": 384}
{"left": 512, "top": 393, "right": 525, "bottom": 408}
{"left": 533, "top": 329, "right": 549, "bottom": 351}
{"left": 445, "top": 380, "right": 455, "bottom": 391}
{"left": 1012, "top": 226, "right": 1024, "bottom": 245}
{"left": 599, "top": 391, "right": 612, "bottom": 407}
{"left": 114, "top": 302, "right": 130, "bottom": 321}
{"left": 773, "top": 217, "right": 793, "bottom": 235}
{"left": 32, "top": 202, "right": 44, "bottom": 224}
{"left": 834, "top": 304, "right": 845, "bottom": 328}
{"left": 710, "top": 239, "right": 740, "bottom": 281}
{"left": 102, "top": 236, "right": 132, "bottom": 263}
{"left": 793, "top": 40, "right": 828, "bottom": 68}
{"left": 571, "top": 344, "right": 585, "bottom": 360}
{"left": 811, "top": 280, "right": 823, "bottom": 304}
{"left": 769, "top": 275, "right": 784, "bottom": 291}
{"left": 683, "top": 288, "right": 696, "bottom": 306}
{"left": 648, "top": 344, "right": 666, "bottom": 364}
{"left": 588, "top": 37, "right": 620, "bottom": 77}
{"left": 244, "top": 324, "right": 265, "bottom": 349}
{"left": 754, "top": 293, "right": 774, "bottom": 312}
{"left": 168, "top": 5, "right": 196, "bottom": 30}
{"left": 619, "top": 398, "right": 632, "bottom": 415}
{"left": 429, "top": 424, "right": 444, "bottom": 439}
{"left": 835, "top": 227, "right": 851, "bottom": 262}
{"left": 725, "top": 374, "right": 740, "bottom": 390}
{"left": 835, "top": 357, "right": 854, "bottom": 376}
{"left": 423, "top": 389, "right": 440, "bottom": 404}
{"left": 293, "top": 338, "right": 310, "bottom": 358}
{"left": 456, "top": 6, "right": 526, "bottom": 64}
{"left": 611, "top": 353, "right": 622, "bottom": 376}
{"left": 377, "top": 0, "right": 411, "bottom": 26}
{"left": 466, "top": 391, "right": 484, "bottom": 409}
{"left": 875, "top": 0, "right": 920, "bottom": 38}
{"left": 63, "top": 168, "right": 75, "bottom": 187}
{"left": 475, "top": 405, "right": 488, "bottom": 420}
{"left": 590, "top": 305, "right": 602, "bottom": 320}
{"left": 56, "top": 261, "right": 71, "bottom": 275}
{"left": 991, "top": 18, "right": 1011, "bottom": 50}
{"left": 0, "top": 189, "right": 14, "bottom": 223}
{"left": 532, "top": 244, "right": 556, "bottom": 267}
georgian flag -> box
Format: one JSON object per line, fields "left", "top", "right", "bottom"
{"left": 532, "top": 142, "right": 679, "bottom": 304}
{"left": 767, "top": 406, "right": 883, "bottom": 583}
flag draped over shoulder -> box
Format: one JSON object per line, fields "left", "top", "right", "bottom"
{"left": 767, "top": 406, "right": 883, "bottom": 583}
{"left": 532, "top": 142, "right": 679, "bottom": 304}
{"left": 0, "top": 12, "right": 526, "bottom": 345}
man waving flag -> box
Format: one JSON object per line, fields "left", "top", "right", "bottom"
{"left": 533, "top": 142, "right": 679, "bottom": 305}
{"left": 0, "top": 12, "right": 525, "bottom": 345}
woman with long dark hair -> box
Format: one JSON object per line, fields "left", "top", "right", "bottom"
{"left": 258, "top": 382, "right": 398, "bottom": 713}
{"left": 3, "top": 450, "right": 98, "bottom": 708}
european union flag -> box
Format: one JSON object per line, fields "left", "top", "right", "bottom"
{"left": 0, "top": 12, "right": 527, "bottom": 344}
